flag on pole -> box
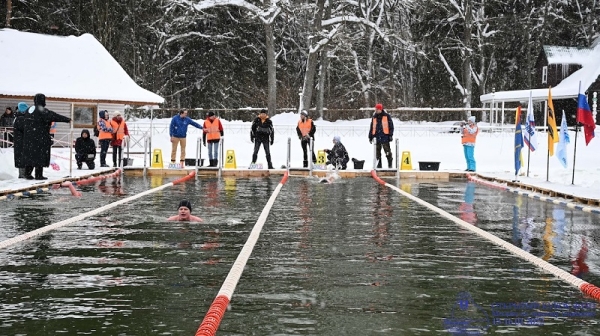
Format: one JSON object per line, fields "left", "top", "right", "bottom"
{"left": 576, "top": 92, "right": 596, "bottom": 145}
{"left": 524, "top": 91, "right": 538, "bottom": 151}
{"left": 556, "top": 111, "right": 570, "bottom": 168}
{"left": 547, "top": 87, "right": 559, "bottom": 156}
{"left": 515, "top": 122, "right": 524, "bottom": 176}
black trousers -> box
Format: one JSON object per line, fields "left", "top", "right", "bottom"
{"left": 252, "top": 138, "right": 271, "bottom": 163}
{"left": 376, "top": 142, "right": 392, "bottom": 166}
{"left": 301, "top": 138, "right": 316, "bottom": 163}
{"left": 112, "top": 145, "right": 122, "bottom": 166}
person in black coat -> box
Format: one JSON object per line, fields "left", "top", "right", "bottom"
{"left": 12, "top": 103, "right": 28, "bottom": 178}
{"left": 250, "top": 109, "right": 275, "bottom": 169}
{"left": 75, "top": 129, "right": 96, "bottom": 170}
{"left": 368, "top": 103, "right": 394, "bottom": 168}
{"left": 324, "top": 135, "right": 349, "bottom": 170}
{"left": 22, "top": 93, "right": 71, "bottom": 180}
{"left": 0, "top": 107, "right": 16, "bottom": 148}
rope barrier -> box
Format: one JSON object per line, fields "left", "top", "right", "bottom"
{"left": 467, "top": 174, "right": 600, "bottom": 214}
{"left": 195, "top": 171, "right": 290, "bottom": 336}
{"left": 371, "top": 170, "right": 600, "bottom": 302}
{"left": 0, "top": 170, "right": 196, "bottom": 251}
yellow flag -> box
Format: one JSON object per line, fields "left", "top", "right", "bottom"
{"left": 547, "top": 87, "right": 559, "bottom": 156}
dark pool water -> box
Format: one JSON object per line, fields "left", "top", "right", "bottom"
{"left": 0, "top": 176, "right": 598, "bottom": 335}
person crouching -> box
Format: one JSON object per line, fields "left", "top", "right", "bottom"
{"left": 75, "top": 129, "right": 96, "bottom": 169}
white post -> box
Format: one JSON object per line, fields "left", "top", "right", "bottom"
{"left": 593, "top": 92, "right": 598, "bottom": 123}
{"left": 69, "top": 103, "right": 74, "bottom": 176}
{"left": 501, "top": 101, "right": 505, "bottom": 132}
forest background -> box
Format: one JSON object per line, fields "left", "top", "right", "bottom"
{"left": 2, "top": 0, "right": 600, "bottom": 117}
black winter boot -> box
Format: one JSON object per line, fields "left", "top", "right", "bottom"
{"left": 24, "top": 166, "right": 34, "bottom": 180}
{"left": 251, "top": 154, "right": 258, "bottom": 164}
{"left": 18, "top": 168, "right": 26, "bottom": 178}
{"left": 387, "top": 156, "right": 393, "bottom": 169}
{"left": 34, "top": 167, "right": 47, "bottom": 180}
{"left": 303, "top": 160, "right": 308, "bottom": 168}
{"left": 376, "top": 160, "right": 382, "bottom": 169}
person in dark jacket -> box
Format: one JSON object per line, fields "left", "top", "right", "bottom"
{"left": 324, "top": 135, "right": 349, "bottom": 170}
{"left": 250, "top": 109, "right": 275, "bottom": 169}
{"left": 21, "top": 93, "right": 71, "bottom": 180}
{"left": 75, "top": 129, "right": 97, "bottom": 170}
{"left": 296, "top": 110, "right": 316, "bottom": 168}
{"left": 0, "top": 107, "right": 16, "bottom": 148}
{"left": 13, "top": 103, "right": 28, "bottom": 178}
{"left": 368, "top": 103, "right": 394, "bottom": 168}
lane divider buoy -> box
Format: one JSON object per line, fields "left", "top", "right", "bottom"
{"left": 195, "top": 171, "right": 289, "bottom": 336}
{"left": 372, "top": 170, "right": 600, "bottom": 302}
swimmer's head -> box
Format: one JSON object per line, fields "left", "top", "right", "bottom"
{"left": 178, "top": 200, "right": 192, "bottom": 213}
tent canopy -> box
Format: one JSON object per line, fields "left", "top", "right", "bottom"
{"left": 0, "top": 29, "right": 164, "bottom": 105}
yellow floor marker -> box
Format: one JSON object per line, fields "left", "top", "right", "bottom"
{"left": 224, "top": 150, "right": 237, "bottom": 169}
{"left": 151, "top": 149, "right": 163, "bottom": 168}
{"left": 316, "top": 150, "right": 327, "bottom": 164}
{"left": 400, "top": 151, "right": 412, "bottom": 170}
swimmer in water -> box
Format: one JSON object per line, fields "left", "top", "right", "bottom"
{"left": 167, "top": 200, "right": 203, "bottom": 222}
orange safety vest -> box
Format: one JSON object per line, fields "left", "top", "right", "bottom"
{"left": 97, "top": 120, "right": 113, "bottom": 140}
{"left": 371, "top": 115, "right": 390, "bottom": 135}
{"left": 110, "top": 119, "right": 126, "bottom": 140}
{"left": 297, "top": 119, "right": 313, "bottom": 137}
{"left": 461, "top": 125, "right": 479, "bottom": 144}
{"left": 203, "top": 118, "right": 221, "bottom": 141}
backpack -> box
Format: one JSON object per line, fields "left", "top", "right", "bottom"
{"left": 93, "top": 124, "right": 100, "bottom": 137}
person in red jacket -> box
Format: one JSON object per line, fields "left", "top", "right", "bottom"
{"left": 110, "top": 111, "right": 129, "bottom": 167}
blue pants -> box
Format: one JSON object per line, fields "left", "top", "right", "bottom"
{"left": 208, "top": 141, "right": 219, "bottom": 160}
{"left": 99, "top": 139, "right": 111, "bottom": 165}
{"left": 463, "top": 145, "right": 476, "bottom": 171}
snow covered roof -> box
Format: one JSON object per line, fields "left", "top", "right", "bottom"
{"left": 0, "top": 29, "right": 164, "bottom": 105}
{"left": 543, "top": 45, "right": 592, "bottom": 65}
{"left": 481, "top": 44, "right": 600, "bottom": 104}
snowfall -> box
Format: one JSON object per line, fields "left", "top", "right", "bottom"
{"left": 1, "top": 112, "right": 599, "bottom": 201}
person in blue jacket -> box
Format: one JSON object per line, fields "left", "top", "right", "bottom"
{"left": 169, "top": 110, "right": 203, "bottom": 165}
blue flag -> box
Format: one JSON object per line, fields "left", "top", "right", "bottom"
{"left": 556, "top": 111, "right": 570, "bottom": 168}
{"left": 514, "top": 123, "right": 524, "bottom": 176}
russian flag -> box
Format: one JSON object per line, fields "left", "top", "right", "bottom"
{"left": 577, "top": 93, "right": 596, "bottom": 145}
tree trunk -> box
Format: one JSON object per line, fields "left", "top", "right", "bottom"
{"left": 463, "top": 0, "right": 473, "bottom": 118}
{"left": 299, "top": 0, "right": 325, "bottom": 113}
{"left": 6, "top": 0, "right": 11, "bottom": 27}
{"left": 264, "top": 23, "right": 277, "bottom": 114}
{"left": 316, "top": 47, "right": 329, "bottom": 119}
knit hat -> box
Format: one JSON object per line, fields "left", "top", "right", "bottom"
{"left": 468, "top": 116, "right": 476, "bottom": 123}
{"left": 333, "top": 135, "right": 341, "bottom": 143}
{"left": 113, "top": 110, "right": 122, "bottom": 117}
{"left": 260, "top": 109, "right": 267, "bottom": 114}
{"left": 178, "top": 200, "right": 192, "bottom": 212}
{"left": 300, "top": 110, "right": 308, "bottom": 117}
{"left": 207, "top": 111, "right": 215, "bottom": 117}
{"left": 17, "top": 102, "right": 28, "bottom": 113}
{"left": 375, "top": 103, "right": 383, "bottom": 110}
{"left": 34, "top": 93, "right": 46, "bottom": 107}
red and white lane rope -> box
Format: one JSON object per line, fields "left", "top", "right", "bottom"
{"left": 371, "top": 170, "right": 600, "bottom": 302}
{"left": 195, "top": 172, "right": 289, "bottom": 336}
{"left": 0, "top": 171, "right": 196, "bottom": 251}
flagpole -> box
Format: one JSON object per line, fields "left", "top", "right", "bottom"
{"left": 545, "top": 100, "right": 550, "bottom": 182}
{"left": 572, "top": 123, "right": 579, "bottom": 185}
{"left": 526, "top": 142, "right": 531, "bottom": 177}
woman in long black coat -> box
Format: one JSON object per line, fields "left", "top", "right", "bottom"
{"left": 21, "top": 94, "right": 71, "bottom": 180}
{"left": 12, "top": 103, "right": 29, "bottom": 178}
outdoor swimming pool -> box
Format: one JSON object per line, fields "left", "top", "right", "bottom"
{"left": 0, "top": 176, "right": 598, "bottom": 335}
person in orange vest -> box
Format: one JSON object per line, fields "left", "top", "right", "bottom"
{"left": 97, "top": 110, "right": 114, "bottom": 167}
{"left": 202, "top": 111, "right": 224, "bottom": 167}
{"left": 462, "top": 116, "right": 479, "bottom": 172}
{"left": 368, "top": 103, "right": 394, "bottom": 168}
{"left": 296, "top": 110, "right": 316, "bottom": 168}
{"left": 110, "top": 110, "right": 129, "bottom": 167}
{"left": 167, "top": 200, "right": 203, "bottom": 222}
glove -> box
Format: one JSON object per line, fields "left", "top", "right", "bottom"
{"left": 270, "top": 139, "right": 274, "bottom": 146}
{"left": 390, "top": 136, "right": 393, "bottom": 141}
{"left": 369, "top": 138, "right": 373, "bottom": 144}
{"left": 251, "top": 137, "right": 254, "bottom": 143}
{"left": 203, "top": 141, "right": 206, "bottom": 147}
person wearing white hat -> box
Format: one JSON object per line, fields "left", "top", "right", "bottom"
{"left": 461, "top": 116, "right": 479, "bottom": 172}
{"left": 296, "top": 110, "right": 316, "bottom": 167}
{"left": 110, "top": 110, "right": 129, "bottom": 167}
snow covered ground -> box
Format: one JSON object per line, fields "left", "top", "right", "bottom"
{"left": 1, "top": 112, "right": 599, "bottom": 200}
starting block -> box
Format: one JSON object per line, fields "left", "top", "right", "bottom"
{"left": 151, "top": 149, "right": 164, "bottom": 168}
{"left": 249, "top": 163, "right": 264, "bottom": 169}
{"left": 224, "top": 150, "right": 237, "bottom": 169}
{"left": 313, "top": 164, "right": 327, "bottom": 170}
{"left": 168, "top": 162, "right": 183, "bottom": 169}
